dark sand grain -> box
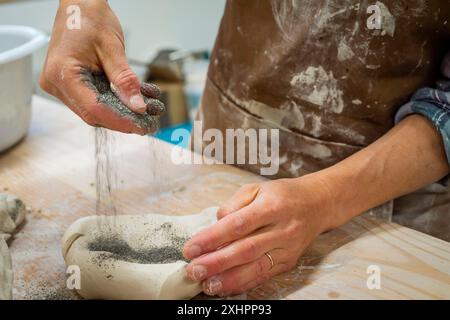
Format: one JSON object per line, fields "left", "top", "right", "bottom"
{"left": 88, "top": 222, "right": 189, "bottom": 266}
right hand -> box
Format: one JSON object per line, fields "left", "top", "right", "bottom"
{"left": 40, "top": 0, "right": 162, "bottom": 135}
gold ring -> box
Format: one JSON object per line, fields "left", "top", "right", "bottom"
{"left": 265, "top": 252, "right": 274, "bottom": 270}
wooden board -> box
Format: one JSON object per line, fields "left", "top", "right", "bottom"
{"left": 1, "top": 96, "right": 450, "bottom": 300}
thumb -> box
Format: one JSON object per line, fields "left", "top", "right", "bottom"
{"left": 101, "top": 52, "right": 147, "bottom": 114}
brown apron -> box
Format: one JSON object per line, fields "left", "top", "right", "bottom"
{"left": 197, "top": 0, "right": 450, "bottom": 241}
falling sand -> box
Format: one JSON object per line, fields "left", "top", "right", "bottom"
{"left": 85, "top": 71, "right": 184, "bottom": 265}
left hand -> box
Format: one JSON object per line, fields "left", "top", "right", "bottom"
{"left": 182, "top": 175, "right": 336, "bottom": 296}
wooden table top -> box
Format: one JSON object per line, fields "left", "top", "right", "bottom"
{"left": 1, "top": 96, "right": 450, "bottom": 300}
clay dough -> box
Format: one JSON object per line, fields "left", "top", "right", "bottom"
{"left": 0, "top": 193, "right": 27, "bottom": 237}
{"left": 0, "top": 236, "right": 13, "bottom": 300}
{"left": 62, "top": 207, "right": 218, "bottom": 300}
{"left": 0, "top": 193, "right": 27, "bottom": 300}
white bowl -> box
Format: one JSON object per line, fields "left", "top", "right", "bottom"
{"left": 0, "top": 25, "right": 47, "bottom": 152}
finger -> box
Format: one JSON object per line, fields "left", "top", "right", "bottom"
{"left": 183, "top": 201, "right": 273, "bottom": 260}
{"left": 217, "top": 184, "right": 260, "bottom": 220}
{"left": 236, "top": 263, "right": 293, "bottom": 295}
{"left": 146, "top": 98, "right": 166, "bottom": 116}
{"left": 57, "top": 67, "right": 147, "bottom": 134}
{"left": 186, "top": 228, "right": 279, "bottom": 281}
{"left": 99, "top": 46, "right": 147, "bottom": 114}
{"left": 141, "top": 83, "right": 161, "bottom": 99}
{"left": 202, "top": 249, "right": 289, "bottom": 296}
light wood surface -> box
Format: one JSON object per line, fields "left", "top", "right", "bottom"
{"left": 1, "top": 96, "right": 450, "bottom": 300}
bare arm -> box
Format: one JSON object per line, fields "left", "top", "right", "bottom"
{"left": 321, "top": 114, "right": 449, "bottom": 229}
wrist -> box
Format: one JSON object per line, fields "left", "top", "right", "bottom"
{"left": 297, "top": 166, "right": 358, "bottom": 232}
{"left": 290, "top": 172, "right": 341, "bottom": 234}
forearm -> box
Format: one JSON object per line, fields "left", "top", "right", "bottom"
{"left": 316, "top": 115, "right": 449, "bottom": 229}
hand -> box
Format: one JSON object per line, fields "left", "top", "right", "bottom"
{"left": 40, "top": 0, "right": 162, "bottom": 134}
{"left": 182, "top": 175, "right": 335, "bottom": 296}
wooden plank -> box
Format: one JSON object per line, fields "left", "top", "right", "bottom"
{"left": 1, "top": 96, "right": 450, "bottom": 300}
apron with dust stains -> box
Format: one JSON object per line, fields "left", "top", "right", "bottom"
{"left": 196, "top": 0, "right": 450, "bottom": 241}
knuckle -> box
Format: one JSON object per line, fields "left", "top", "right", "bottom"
{"left": 231, "top": 214, "right": 247, "bottom": 236}
{"left": 214, "top": 254, "right": 229, "bottom": 271}
{"left": 255, "top": 258, "right": 268, "bottom": 278}
{"left": 98, "top": 27, "right": 125, "bottom": 47}
{"left": 112, "top": 69, "right": 139, "bottom": 89}
{"left": 240, "top": 183, "right": 259, "bottom": 193}
{"left": 269, "top": 198, "right": 284, "bottom": 213}
{"left": 285, "top": 221, "right": 302, "bottom": 239}
{"left": 262, "top": 198, "right": 284, "bottom": 220}
{"left": 243, "top": 239, "right": 260, "bottom": 259}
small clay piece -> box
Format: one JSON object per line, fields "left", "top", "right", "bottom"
{"left": 0, "top": 237, "right": 13, "bottom": 300}
{"left": 0, "top": 193, "right": 27, "bottom": 240}
{"left": 81, "top": 70, "right": 165, "bottom": 134}
{"left": 0, "top": 193, "right": 27, "bottom": 300}
{"left": 62, "top": 207, "right": 218, "bottom": 300}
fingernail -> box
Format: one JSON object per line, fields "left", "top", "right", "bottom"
{"left": 190, "top": 265, "right": 207, "bottom": 281}
{"left": 204, "top": 277, "right": 223, "bottom": 296}
{"left": 184, "top": 244, "right": 202, "bottom": 259}
{"left": 130, "top": 95, "right": 147, "bottom": 112}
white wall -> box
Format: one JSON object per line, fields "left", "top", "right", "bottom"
{"left": 111, "top": 0, "right": 226, "bottom": 62}
{"left": 0, "top": 0, "right": 225, "bottom": 97}
{"left": 0, "top": 0, "right": 225, "bottom": 62}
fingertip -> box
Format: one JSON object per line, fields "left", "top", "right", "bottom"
{"left": 141, "top": 82, "right": 162, "bottom": 99}
{"left": 146, "top": 99, "right": 166, "bottom": 116}
{"left": 203, "top": 276, "right": 223, "bottom": 296}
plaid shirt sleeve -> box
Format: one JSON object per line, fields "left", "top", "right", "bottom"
{"left": 395, "top": 53, "right": 450, "bottom": 185}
